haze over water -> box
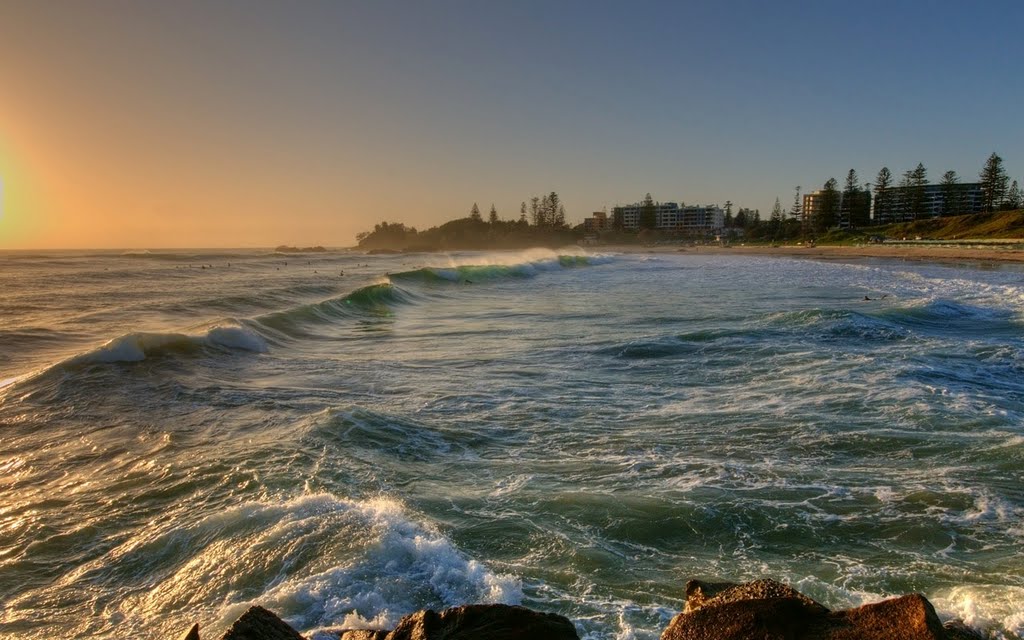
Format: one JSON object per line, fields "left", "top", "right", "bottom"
{"left": 1, "top": 249, "right": 1022, "bottom": 639}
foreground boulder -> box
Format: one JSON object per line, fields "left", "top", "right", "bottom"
{"left": 220, "top": 606, "right": 304, "bottom": 640}
{"left": 663, "top": 579, "right": 953, "bottom": 640}
{"left": 191, "top": 583, "right": 981, "bottom": 640}
{"left": 205, "top": 603, "right": 577, "bottom": 640}
{"left": 336, "top": 631, "right": 389, "bottom": 640}
{"left": 682, "top": 578, "right": 828, "bottom": 615}
{"left": 354, "top": 604, "right": 580, "bottom": 640}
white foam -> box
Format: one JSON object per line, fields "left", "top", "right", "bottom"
{"left": 933, "top": 585, "right": 1024, "bottom": 638}
{"left": 422, "top": 247, "right": 613, "bottom": 271}
{"left": 944, "top": 492, "right": 1024, "bottom": 533}
{"left": 434, "top": 247, "right": 571, "bottom": 267}
{"left": 106, "top": 493, "right": 520, "bottom": 638}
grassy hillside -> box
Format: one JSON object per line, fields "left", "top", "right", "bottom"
{"left": 816, "top": 210, "right": 1024, "bottom": 244}
{"left": 880, "top": 210, "right": 1024, "bottom": 240}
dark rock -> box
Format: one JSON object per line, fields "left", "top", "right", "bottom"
{"left": 337, "top": 631, "right": 389, "bottom": 640}
{"left": 826, "top": 594, "right": 946, "bottom": 639}
{"left": 943, "top": 619, "right": 987, "bottom": 640}
{"left": 664, "top": 579, "right": 951, "bottom": 640}
{"left": 179, "top": 623, "right": 200, "bottom": 640}
{"left": 220, "top": 606, "right": 305, "bottom": 640}
{"left": 663, "top": 596, "right": 825, "bottom": 640}
{"left": 384, "top": 604, "right": 578, "bottom": 640}
{"left": 683, "top": 579, "right": 828, "bottom": 614}
{"left": 682, "top": 580, "right": 741, "bottom": 613}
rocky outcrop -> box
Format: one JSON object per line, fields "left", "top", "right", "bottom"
{"left": 682, "top": 578, "right": 829, "bottom": 615}
{"left": 370, "top": 604, "right": 579, "bottom": 640}
{"left": 829, "top": 594, "right": 947, "bottom": 640}
{"left": 178, "top": 581, "right": 983, "bottom": 640}
{"left": 941, "top": 619, "right": 987, "bottom": 640}
{"left": 220, "top": 606, "right": 305, "bottom": 640}
{"left": 336, "top": 631, "right": 389, "bottom": 640}
{"left": 190, "top": 604, "right": 577, "bottom": 640}
{"left": 663, "top": 579, "right": 969, "bottom": 640}
{"left": 178, "top": 623, "right": 200, "bottom": 640}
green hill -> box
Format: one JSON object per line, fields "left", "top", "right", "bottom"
{"left": 880, "top": 210, "right": 1024, "bottom": 240}
{"left": 816, "top": 210, "right": 1024, "bottom": 244}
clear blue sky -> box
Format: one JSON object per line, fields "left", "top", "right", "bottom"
{"left": 2, "top": 0, "right": 1022, "bottom": 247}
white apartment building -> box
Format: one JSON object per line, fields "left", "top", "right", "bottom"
{"left": 613, "top": 201, "right": 725, "bottom": 233}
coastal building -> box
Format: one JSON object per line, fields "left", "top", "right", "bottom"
{"left": 583, "top": 211, "right": 609, "bottom": 233}
{"left": 612, "top": 201, "right": 724, "bottom": 234}
{"left": 873, "top": 183, "right": 984, "bottom": 224}
{"left": 802, "top": 189, "right": 872, "bottom": 229}
{"left": 802, "top": 190, "right": 838, "bottom": 230}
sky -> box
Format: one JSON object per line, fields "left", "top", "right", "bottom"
{"left": 1, "top": 0, "right": 1022, "bottom": 249}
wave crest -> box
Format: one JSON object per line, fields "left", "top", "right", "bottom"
{"left": 104, "top": 493, "right": 521, "bottom": 638}
{"left": 63, "top": 324, "right": 268, "bottom": 366}
{"left": 389, "top": 251, "right": 608, "bottom": 284}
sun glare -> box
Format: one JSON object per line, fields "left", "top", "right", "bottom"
{"left": 0, "top": 142, "right": 47, "bottom": 249}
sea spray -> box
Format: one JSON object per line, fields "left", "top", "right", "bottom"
{"left": 98, "top": 493, "right": 521, "bottom": 639}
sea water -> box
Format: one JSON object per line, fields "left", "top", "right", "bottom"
{"left": 0, "top": 248, "right": 1021, "bottom": 639}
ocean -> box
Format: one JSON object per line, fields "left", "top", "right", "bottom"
{"left": 0, "top": 248, "right": 1021, "bottom": 639}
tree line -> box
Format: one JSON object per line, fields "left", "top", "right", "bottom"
{"left": 357, "top": 153, "right": 1022, "bottom": 249}
{"left": 821, "top": 152, "right": 1020, "bottom": 230}
{"left": 731, "top": 152, "right": 1022, "bottom": 242}
{"left": 357, "top": 191, "right": 573, "bottom": 250}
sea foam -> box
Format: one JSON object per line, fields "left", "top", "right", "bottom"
{"left": 104, "top": 493, "right": 520, "bottom": 639}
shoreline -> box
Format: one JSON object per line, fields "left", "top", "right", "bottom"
{"left": 596, "top": 242, "right": 1024, "bottom": 264}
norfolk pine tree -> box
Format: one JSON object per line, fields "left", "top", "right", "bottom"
{"left": 547, "top": 192, "right": 561, "bottom": 226}
{"left": 639, "top": 193, "right": 657, "bottom": 230}
{"left": 873, "top": 167, "right": 893, "bottom": 224}
{"left": 770, "top": 197, "right": 783, "bottom": 240}
{"left": 816, "top": 178, "right": 840, "bottom": 233}
{"left": 939, "top": 170, "right": 961, "bottom": 217}
{"left": 980, "top": 152, "right": 1008, "bottom": 212}
{"left": 910, "top": 163, "right": 928, "bottom": 220}
{"left": 841, "top": 169, "right": 860, "bottom": 228}
{"left": 1007, "top": 180, "right": 1022, "bottom": 210}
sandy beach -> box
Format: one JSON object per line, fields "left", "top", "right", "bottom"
{"left": 601, "top": 242, "right": 1024, "bottom": 264}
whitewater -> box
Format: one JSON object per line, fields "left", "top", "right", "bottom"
{"left": 0, "top": 247, "right": 1021, "bottom": 639}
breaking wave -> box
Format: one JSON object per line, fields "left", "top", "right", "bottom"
{"left": 0, "top": 323, "right": 268, "bottom": 392}
{"left": 63, "top": 324, "right": 268, "bottom": 366}
{"left": 389, "top": 252, "right": 606, "bottom": 284}
{"left": 81, "top": 493, "right": 521, "bottom": 638}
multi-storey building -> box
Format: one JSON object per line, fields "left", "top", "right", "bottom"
{"left": 873, "top": 183, "right": 984, "bottom": 224}
{"left": 803, "top": 189, "right": 872, "bottom": 229}
{"left": 612, "top": 201, "right": 724, "bottom": 234}
{"left": 583, "top": 211, "right": 609, "bottom": 233}
{"left": 802, "top": 190, "right": 838, "bottom": 229}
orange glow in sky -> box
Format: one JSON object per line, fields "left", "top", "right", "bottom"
{"left": 0, "top": 5, "right": 430, "bottom": 250}
{"left": 2, "top": 3, "right": 1021, "bottom": 249}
